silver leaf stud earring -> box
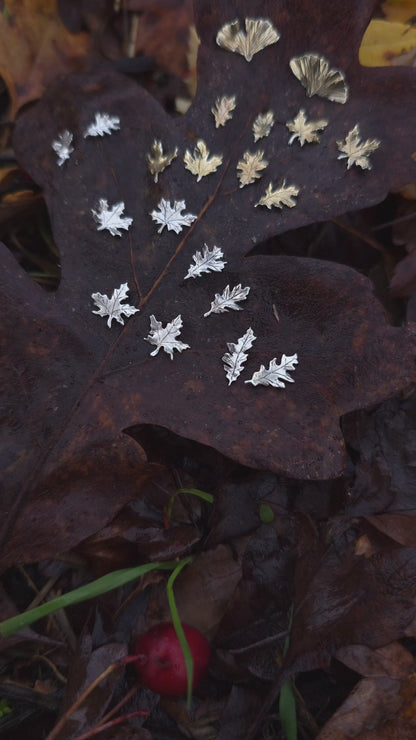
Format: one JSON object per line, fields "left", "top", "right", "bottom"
{"left": 52, "top": 131, "right": 74, "bottom": 165}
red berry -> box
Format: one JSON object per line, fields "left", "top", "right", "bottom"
{"left": 133, "top": 622, "right": 211, "bottom": 696}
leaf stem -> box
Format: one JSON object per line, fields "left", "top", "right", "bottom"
{"left": 166, "top": 555, "right": 194, "bottom": 708}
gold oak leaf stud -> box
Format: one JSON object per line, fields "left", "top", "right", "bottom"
{"left": 183, "top": 140, "right": 223, "bottom": 181}
{"left": 146, "top": 140, "right": 178, "bottom": 183}
{"left": 255, "top": 181, "right": 300, "bottom": 209}
{"left": 237, "top": 150, "right": 268, "bottom": 187}
{"left": 252, "top": 111, "right": 274, "bottom": 142}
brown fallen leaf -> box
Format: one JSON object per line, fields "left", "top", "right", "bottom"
{"left": 286, "top": 518, "right": 416, "bottom": 676}
{"left": 143, "top": 542, "right": 245, "bottom": 638}
{"left": 336, "top": 641, "right": 415, "bottom": 680}
{"left": 317, "top": 675, "right": 416, "bottom": 739}
{"left": 0, "top": 0, "right": 92, "bottom": 118}
{"left": 343, "top": 393, "right": 416, "bottom": 517}
{"left": 2, "top": 0, "right": 416, "bottom": 565}
{"left": 127, "top": 0, "right": 194, "bottom": 78}
{"left": 382, "top": 0, "right": 416, "bottom": 23}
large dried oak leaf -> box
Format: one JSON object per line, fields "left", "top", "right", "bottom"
{"left": 2, "top": 0, "right": 416, "bottom": 563}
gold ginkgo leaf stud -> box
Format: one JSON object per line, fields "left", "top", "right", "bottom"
{"left": 216, "top": 18, "right": 280, "bottom": 62}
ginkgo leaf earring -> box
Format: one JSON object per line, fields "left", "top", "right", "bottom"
{"left": 216, "top": 18, "right": 280, "bottom": 62}
{"left": 289, "top": 53, "right": 348, "bottom": 104}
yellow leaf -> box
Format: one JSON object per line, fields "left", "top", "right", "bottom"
{"left": 359, "top": 18, "right": 416, "bottom": 66}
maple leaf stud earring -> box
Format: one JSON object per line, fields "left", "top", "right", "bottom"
{"left": 145, "top": 315, "right": 190, "bottom": 359}
{"left": 91, "top": 199, "right": 133, "bottom": 236}
{"left": 91, "top": 283, "right": 139, "bottom": 328}
{"left": 337, "top": 125, "right": 381, "bottom": 170}
{"left": 150, "top": 199, "right": 196, "bottom": 234}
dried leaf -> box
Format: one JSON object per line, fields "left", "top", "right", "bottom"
{"left": 51, "top": 130, "right": 73, "bottom": 165}
{"left": 359, "top": 17, "right": 416, "bottom": 66}
{"left": 183, "top": 139, "right": 223, "bottom": 181}
{"left": 337, "top": 124, "right": 381, "bottom": 170}
{"left": 185, "top": 244, "right": 226, "bottom": 279}
{"left": 4, "top": 0, "right": 416, "bottom": 565}
{"left": 150, "top": 198, "right": 197, "bottom": 234}
{"left": 84, "top": 112, "right": 120, "bottom": 138}
{"left": 237, "top": 150, "right": 268, "bottom": 187}
{"left": 0, "top": 0, "right": 91, "bottom": 118}
{"left": 216, "top": 18, "right": 280, "bottom": 62}
{"left": 212, "top": 95, "right": 236, "bottom": 127}
{"left": 91, "top": 199, "right": 133, "bottom": 236}
{"left": 286, "top": 109, "right": 328, "bottom": 146}
{"left": 91, "top": 283, "right": 139, "bottom": 328}
{"left": 255, "top": 181, "right": 300, "bottom": 209}
{"left": 133, "top": 0, "right": 194, "bottom": 79}
{"left": 204, "top": 284, "right": 250, "bottom": 317}
{"left": 146, "top": 140, "right": 178, "bottom": 183}
{"left": 144, "top": 314, "right": 190, "bottom": 359}
{"left": 222, "top": 327, "right": 256, "bottom": 385}
{"left": 252, "top": 111, "right": 274, "bottom": 142}
{"left": 245, "top": 354, "right": 298, "bottom": 387}
{"left": 289, "top": 53, "right": 349, "bottom": 103}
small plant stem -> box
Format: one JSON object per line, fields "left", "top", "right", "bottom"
{"left": 71, "top": 710, "right": 149, "bottom": 740}
{"left": 97, "top": 681, "right": 141, "bottom": 726}
{"left": 166, "top": 555, "right": 194, "bottom": 708}
{"left": 165, "top": 488, "right": 214, "bottom": 525}
{"left": 30, "top": 653, "right": 68, "bottom": 684}
{"left": 331, "top": 217, "right": 384, "bottom": 252}
{"left": 45, "top": 662, "right": 120, "bottom": 740}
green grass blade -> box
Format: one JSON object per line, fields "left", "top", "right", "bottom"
{"left": 175, "top": 488, "right": 214, "bottom": 503}
{"left": 166, "top": 555, "right": 194, "bottom": 708}
{"left": 279, "top": 605, "right": 297, "bottom": 739}
{"left": 279, "top": 679, "right": 297, "bottom": 740}
{"left": 166, "top": 488, "right": 214, "bottom": 523}
{"left": 0, "top": 560, "right": 179, "bottom": 638}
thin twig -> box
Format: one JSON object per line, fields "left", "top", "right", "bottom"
{"left": 331, "top": 217, "right": 384, "bottom": 252}
{"left": 45, "top": 662, "right": 121, "bottom": 740}
{"left": 97, "top": 682, "right": 141, "bottom": 726}
{"left": 71, "top": 710, "right": 149, "bottom": 740}
{"left": 30, "top": 654, "right": 67, "bottom": 684}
